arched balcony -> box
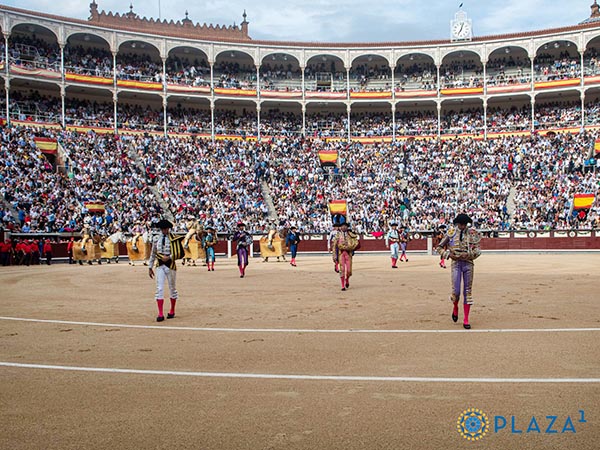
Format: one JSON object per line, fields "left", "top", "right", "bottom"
{"left": 64, "top": 33, "right": 112, "bottom": 79}
{"left": 8, "top": 23, "right": 60, "bottom": 77}
{"left": 395, "top": 53, "right": 436, "bottom": 94}
{"left": 166, "top": 46, "right": 210, "bottom": 90}
{"left": 440, "top": 50, "right": 484, "bottom": 90}
{"left": 534, "top": 40, "right": 581, "bottom": 84}
{"left": 486, "top": 46, "right": 532, "bottom": 93}
{"left": 349, "top": 55, "right": 391, "bottom": 93}
{"left": 305, "top": 54, "right": 346, "bottom": 96}
{"left": 259, "top": 53, "right": 302, "bottom": 93}
{"left": 214, "top": 50, "right": 256, "bottom": 92}
{"left": 116, "top": 40, "right": 162, "bottom": 85}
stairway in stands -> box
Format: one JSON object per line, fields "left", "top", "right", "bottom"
{"left": 506, "top": 185, "right": 517, "bottom": 222}
{"left": 126, "top": 143, "right": 175, "bottom": 222}
{"left": 259, "top": 180, "right": 279, "bottom": 222}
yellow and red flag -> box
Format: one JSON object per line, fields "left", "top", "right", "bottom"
{"left": 573, "top": 193, "right": 595, "bottom": 210}
{"left": 34, "top": 137, "right": 58, "bottom": 154}
{"left": 328, "top": 200, "right": 347, "bottom": 215}
{"left": 594, "top": 139, "right": 600, "bottom": 153}
{"left": 318, "top": 150, "right": 338, "bottom": 166}
{"left": 84, "top": 202, "right": 105, "bottom": 213}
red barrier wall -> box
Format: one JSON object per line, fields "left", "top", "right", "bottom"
{"left": 4, "top": 232, "right": 600, "bottom": 260}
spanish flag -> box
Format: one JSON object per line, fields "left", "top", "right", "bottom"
{"left": 594, "top": 139, "right": 600, "bottom": 153}
{"left": 329, "top": 200, "right": 347, "bottom": 215}
{"left": 84, "top": 202, "right": 106, "bottom": 213}
{"left": 33, "top": 137, "right": 58, "bottom": 154}
{"left": 573, "top": 194, "right": 595, "bottom": 210}
{"left": 318, "top": 150, "right": 338, "bottom": 166}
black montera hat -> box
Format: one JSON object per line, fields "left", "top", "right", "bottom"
{"left": 156, "top": 219, "right": 173, "bottom": 229}
{"left": 453, "top": 214, "right": 473, "bottom": 225}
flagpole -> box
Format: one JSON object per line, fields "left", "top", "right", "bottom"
{"left": 158, "top": 0, "right": 161, "bottom": 19}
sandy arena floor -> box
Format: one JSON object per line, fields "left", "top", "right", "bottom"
{"left": 0, "top": 253, "right": 599, "bottom": 450}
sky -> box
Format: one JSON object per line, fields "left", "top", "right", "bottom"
{"left": 3, "top": 0, "right": 598, "bottom": 43}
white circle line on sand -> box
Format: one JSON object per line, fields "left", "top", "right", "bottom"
{"left": 1, "top": 316, "right": 599, "bottom": 334}
{"left": 1, "top": 361, "right": 599, "bottom": 383}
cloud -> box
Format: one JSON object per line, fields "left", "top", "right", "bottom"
{"left": 4, "top": 0, "right": 596, "bottom": 43}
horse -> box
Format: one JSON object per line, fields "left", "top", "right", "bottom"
{"left": 126, "top": 231, "right": 152, "bottom": 266}
{"left": 182, "top": 221, "right": 206, "bottom": 267}
{"left": 101, "top": 231, "right": 126, "bottom": 264}
{"left": 259, "top": 228, "right": 289, "bottom": 262}
{"left": 73, "top": 234, "right": 103, "bottom": 265}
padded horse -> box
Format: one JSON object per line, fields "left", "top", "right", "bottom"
{"left": 73, "top": 234, "right": 103, "bottom": 265}
{"left": 101, "top": 231, "right": 126, "bottom": 263}
{"left": 182, "top": 221, "right": 206, "bottom": 266}
{"left": 126, "top": 231, "right": 151, "bottom": 266}
{"left": 259, "top": 228, "right": 288, "bottom": 262}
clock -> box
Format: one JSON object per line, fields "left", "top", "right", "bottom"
{"left": 451, "top": 10, "right": 472, "bottom": 41}
{"left": 452, "top": 21, "right": 471, "bottom": 40}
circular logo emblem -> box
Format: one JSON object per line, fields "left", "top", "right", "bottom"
{"left": 457, "top": 408, "right": 490, "bottom": 441}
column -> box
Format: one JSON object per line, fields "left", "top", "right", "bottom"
{"left": 346, "top": 66, "right": 351, "bottom": 99}
{"left": 437, "top": 102, "right": 442, "bottom": 139}
{"left": 210, "top": 100, "right": 215, "bottom": 143}
{"left": 391, "top": 102, "right": 396, "bottom": 143}
{"left": 163, "top": 97, "right": 168, "bottom": 137}
{"left": 256, "top": 64, "right": 261, "bottom": 96}
{"left": 113, "top": 91, "right": 118, "bottom": 134}
{"left": 483, "top": 98, "right": 487, "bottom": 140}
{"left": 301, "top": 65, "right": 305, "bottom": 100}
{"left": 530, "top": 96, "right": 535, "bottom": 133}
{"left": 581, "top": 91, "right": 586, "bottom": 130}
{"left": 436, "top": 64, "right": 441, "bottom": 95}
{"left": 530, "top": 55, "right": 535, "bottom": 90}
{"left": 5, "top": 80, "right": 9, "bottom": 127}
{"left": 60, "top": 43, "right": 65, "bottom": 82}
{"left": 112, "top": 51, "right": 118, "bottom": 88}
{"left": 390, "top": 61, "right": 395, "bottom": 101}
{"left": 60, "top": 85, "right": 66, "bottom": 129}
{"left": 3, "top": 33, "right": 8, "bottom": 75}
{"left": 482, "top": 59, "right": 487, "bottom": 95}
{"left": 301, "top": 103, "right": 306, "bottom": 137}
{"left": 346, "top": 103, "right": 351, "bottom": 142}
{"left": 256, "top": 102, "right": 261, "bottom": 142}
{"left": 580, "top": 47, "right": 585, "bottom": 83}
{"left": 210, "top": 62, "right": 214, "bottom": 92}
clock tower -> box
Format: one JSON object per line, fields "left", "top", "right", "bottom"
{"left": 451, "top": 9, "right": 473, "bottom": 42}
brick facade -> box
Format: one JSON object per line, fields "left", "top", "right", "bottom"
{"left": 88, "top": 1, "right": 250, "bottom": 42}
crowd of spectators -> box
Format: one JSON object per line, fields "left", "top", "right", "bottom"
{"left": 132, "top": 135, "right": 270, "bottom": 232}
{"left": 1, "top": 126, "right": 162, "bottom": 235}
{"left": 1, "top": 125, "right": 598, "bottom": 236}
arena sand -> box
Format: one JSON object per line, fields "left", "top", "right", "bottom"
{"left": 0, "top": 253, "right": 599, "bottom": 450}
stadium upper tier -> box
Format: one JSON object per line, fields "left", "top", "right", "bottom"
{"left": 4, "top": 2, "right": 600, "bottom": 139}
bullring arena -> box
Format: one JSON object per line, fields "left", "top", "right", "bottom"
{"left": 1, "top": 0, "right": 600, "bottom": 448}
{"left": 1, "top": 252, "right": 599, "bottom": 449}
